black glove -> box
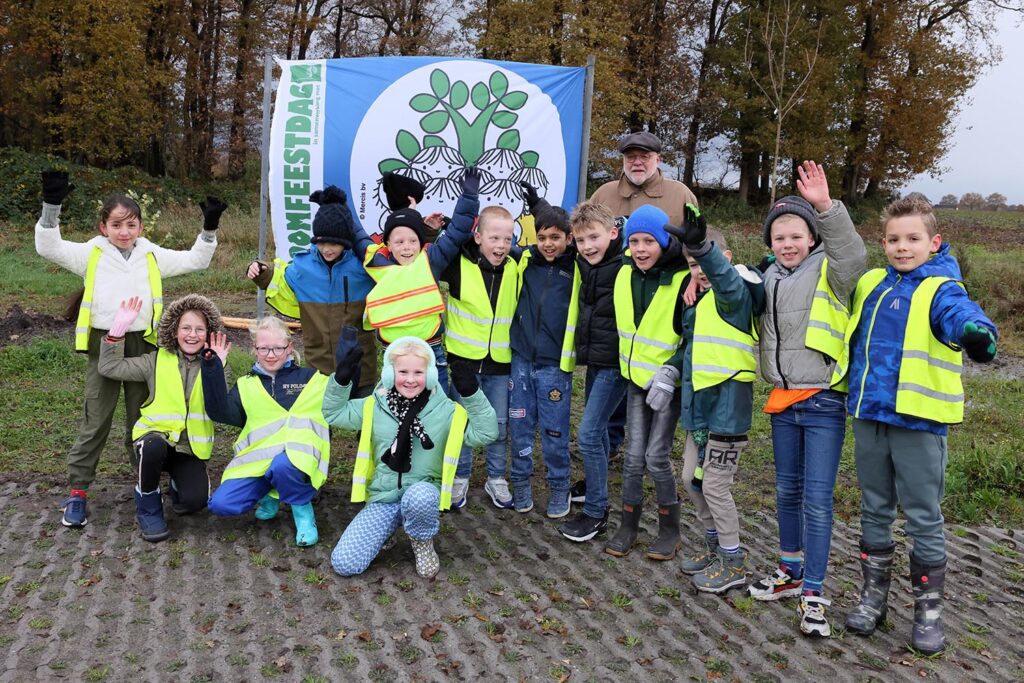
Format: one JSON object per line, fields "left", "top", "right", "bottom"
{"left": 460, "top": 167, "right": 481, "bottom": 197}
{"left": 519, "top": 181, "right": 541, "bottom": 213}
{"left": 200, "top": 196, "right": 228, "bottom": 231}
{"left": 450, "top": 360, "right": 479, "bottom": 397}
{"left": 41, "top": 170, "right": 76, "bottom": 205}
{"left": 333, "top": 325, "right": 364, "bottom": 386}
{"left": 960, "top": 322, "right": 996, "bottom": 362}
{"left": 756, "top": 254, "right": 776, "bottom": 272}
{"left": 680, "top": 203, "right": 707, "bottom": 248}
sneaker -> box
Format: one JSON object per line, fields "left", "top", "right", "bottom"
{"left": 798, "top": 593, "right": 832, "bottom": 637}
{"left": 569, "top": 479, "right": 587, "bottom": 504}
{"left": 484, "top": 477, "right": 515, "bottom": 509}
{"left": 692, "top": 547, "right": 747, "bottom": 594}
{"left": 61, "top": 489, "right": 88, "bottom": 528}
{"left": 451, "top": 477, "right": 469, "bottom": 510}
{"left": 559, "top": 511, "right": 607, "bottom": 542}
{"left": 748, "top": 565, "right": 804, "bottom": 601}
{"left": 546, "top": 489, "right": 571, "bottom": 519}
{"left": 513, "top": 482, "right": 533, "bottom": 513}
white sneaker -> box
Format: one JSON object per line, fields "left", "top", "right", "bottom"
{"left": 484, "top": 477, "right": 514, "bottom": 509}
{"left": 451, "top": 477, "right": 469, "bottom": 509}
{"left": 798, "top": 594, "right": 832, "bottom": 637}
{"left": 748, "top": 565, "right": 804, "bottom": 601}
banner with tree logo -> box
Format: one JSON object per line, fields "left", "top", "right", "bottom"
{"left": 268, "top": 56, "right": 587, "bottom": 260}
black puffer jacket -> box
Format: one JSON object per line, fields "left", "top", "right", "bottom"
{"left": 575, "top": 232, "right": 624, "bottom": 367}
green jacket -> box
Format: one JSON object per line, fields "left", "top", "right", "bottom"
{"left": 322, "top": 380, "right": 498, "bottom": 504}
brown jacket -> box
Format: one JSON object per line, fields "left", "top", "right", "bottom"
{"left": 590, "top": 169, "right": 698, "bottom": 226}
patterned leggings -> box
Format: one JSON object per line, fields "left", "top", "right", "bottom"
{"left": 330, "top": 481, "right": 440, "bottom": 577}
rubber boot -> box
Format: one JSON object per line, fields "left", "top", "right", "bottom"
{"left": 134, "top": 487, "right": 170, "bottom": 543}
{"left": 680, "top": 533, "right": 718, "bottom": 575}
{"left": 254, "top": 493, "right": 280, "bottom": 520}
{"left": 604, "top": 503, "right": 642, "bottom": 557}
{"left": 410, "top": 537, "right": 440, "bottom": 578}
{"left": 910, "top": 556, "right": 947, "bottom": 655}
{"left": 844, "top": 541, "right": 895, "bottom": 636}
{"left": 646, "top": 503, "right": 681, "bottom": 561}
{"left": 291, "top": 502, "right": 319, "bottom": 546}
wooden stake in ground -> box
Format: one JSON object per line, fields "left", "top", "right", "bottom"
{"left": 221, "top": 316, "right": 301, "bottom": 331}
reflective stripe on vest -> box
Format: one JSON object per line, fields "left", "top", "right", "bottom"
{"left": 516, "top": 251, "right": 580, "bottom": 372}
{"left": 225, "top": 373, "right": 332, "bottom": 488}
{"left": 264, "top": 258, "right": 301, "bottom": 318}
{"left": 444, "top": 256, "right": 519, "bottom": 363}
{"left": 691, "top": 290, "right": 757, "bottom": 391}
{"left": 804, "top": 258, "right": 850, "bottom": 361}
{"left": 613, "top": 267, "right": 685, "bottom": 387}
{"left": 350, "top": 396, "right": 468, "bottom": 510}
{"left": 833, "top": 269, "right": 965, "bottom": 423}
{"left": 132, "top": 348, "right": 214, "bottom": 458}
{"left": 364, "top": 250, "right": 444, "bottom": 342}
{"left": 76, "top": 248, "right": 162, "bottom": 351}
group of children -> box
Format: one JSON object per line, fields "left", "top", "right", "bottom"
{"left": 33, "top": 158, "right": 998, "bottom": 653}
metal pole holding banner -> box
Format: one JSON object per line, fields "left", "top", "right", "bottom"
{"left": 578, "top": 55, "right": 596, "bottom": 203}
{"left": 255, "top": 50, "right": 275, "bottom": 320}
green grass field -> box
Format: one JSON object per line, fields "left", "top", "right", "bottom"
{"left": 2, "top": 203, "right": 1023, "bottom": 527}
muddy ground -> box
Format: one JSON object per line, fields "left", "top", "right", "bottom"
{"left": 1, "top": 480, "right": 1023, "bottom": 682}
{"left": 2, "top": 306, "right": 1024, "bottom": 681}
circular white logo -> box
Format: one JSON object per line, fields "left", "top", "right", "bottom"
{"left": 350, "top": 60, "right": 566, "bottom": 244}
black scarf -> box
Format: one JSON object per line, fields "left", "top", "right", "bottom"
{"left": 383, "top": 388, "right": 434, "bottom": 487}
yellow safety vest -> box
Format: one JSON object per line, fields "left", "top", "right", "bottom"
{"left": 76, "top": 247, "right": 162, "bottom": 351}
{"left": 225, "top": 373, "right": 332, "bottom": 488}
{"left": 364, "top": 250, "right": 445, "bottom": 342}
{"left": 691, "top": 290, "right": 758, "bottom": 392}
{"left": 264, "top": 258, "right": 301, "bottom": 318}
{"left": 613, "top": 267, "right": 686, "bottom": 387}
{"left": 445, "top": 256, "right": 519, "bottom": 363}
{"left": 833, "top": 269, "right": 965, "bottom": 424}
{"left": 805, "top": 258, "right": 850, "bottom": 362}
{"left": 516, "top": 251, "right": 580, "bottom": 372}
{"left": 132, "top": 348, "right": 214, "bottom": 458}
{"left": 350, "top": 397, "right": 468, "bottom": 510}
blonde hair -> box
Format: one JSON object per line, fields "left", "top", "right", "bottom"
{"left": 478, "top": 205, "right": 514, "bottom": 233}
{"left": 882, "top": 196, "right": 938, "bottom": 236}
{"left": 387, "top": 339, "right": 433, "bottom": 367}
{"left": 249, "top": 316, "right": 301, "bottom": 364}
{"left": 570, "top": 201, "right": 615, "bottom": 233}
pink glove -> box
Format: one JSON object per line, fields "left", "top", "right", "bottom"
{"left": 109, "top": 297, "right": 143, "bottom": 338}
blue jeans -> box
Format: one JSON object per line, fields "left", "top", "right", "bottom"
{"left": 208, "top": 452, "right": 316, "bottom": 515}
{"left": 508, "top": 354, "right": 572, "bottom": 493}
{"left": 769, "top": 389, "right": 846, "bottom": 588}
{"left": 577, "top": 366, "right": 627, "bottom": 518}
{"left": 606, "top": 393, "right": 627, "bottom": 455}
{"left": 330, "top": 481, "right": 440, "bottom": 576}
{"left": 452, "top": 373, "right": 508, "bottom": 479}
{"left": 429, "top": 340, "right": 450, "bottom": 397}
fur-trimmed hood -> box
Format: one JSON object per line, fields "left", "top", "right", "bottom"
{"left": 157, "top": 294, "right": 224, "bottom": 352}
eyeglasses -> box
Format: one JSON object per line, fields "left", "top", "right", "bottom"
{"left": 255, "top": 345, "right": 289, "bottom": 356}
{"left": 624, "top": 151, "right": 655, "bottom": 163}
{"left": 179, "top": 326, "right": 207, "bottom": 336}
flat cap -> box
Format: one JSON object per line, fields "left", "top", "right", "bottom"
{"left": 617, "top": 131, "right": 662, "bottom": 154}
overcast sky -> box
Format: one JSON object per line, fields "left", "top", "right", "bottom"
{"left": 904, "top": 16, "right": 1024, "bottom": 205}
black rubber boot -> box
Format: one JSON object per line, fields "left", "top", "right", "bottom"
{"left": 645, "top": 503, "right": 681, "bottom": 561}
{"left": 604, "top": 503, "right": 642, "bottom": 557}
{"left": 845, "top": 541, "right": 896, "bottom": 636}
{"left": 910, "top": 556, "right": 947, "bottom": 655}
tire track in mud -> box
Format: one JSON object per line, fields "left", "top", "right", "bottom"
{"left": 1, "top": 480, "right": 1021, "bottom": 682}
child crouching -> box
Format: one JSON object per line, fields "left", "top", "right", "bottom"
{"left": 325, "top": 334, "right": 498, "bottom": 578}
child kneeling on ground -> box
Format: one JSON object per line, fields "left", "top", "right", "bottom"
{"left": 98, "top": 294, "right": 224, "bottom": 542}
{"left": 202, "top": 316, "right": 331, "bottom": 546}
{"left": 325, "top": 334, "right": 498, "bottom": 578}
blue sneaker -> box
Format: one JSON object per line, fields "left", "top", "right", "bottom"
{"left": 451, "top": 478, "right": 469, "bottom": 510}
{"left": 61, "top": 489, "right": 88, "bottom": 528}
{"left": 546, "top": 488, "right": 571, "bottom": 519}
{"left": 513, "top": 482, "right": 533, "bottom": 513}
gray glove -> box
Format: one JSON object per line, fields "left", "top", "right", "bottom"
{"left": 643, "top": 365, "right": 680, "bottom": 412}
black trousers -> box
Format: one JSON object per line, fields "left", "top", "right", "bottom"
{"left": 133, "top": 434, "right": 210, "bottom": 513}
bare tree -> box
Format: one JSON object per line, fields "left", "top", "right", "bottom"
{"left": 744, "top": 0, "right": 822, "bottom": 202}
